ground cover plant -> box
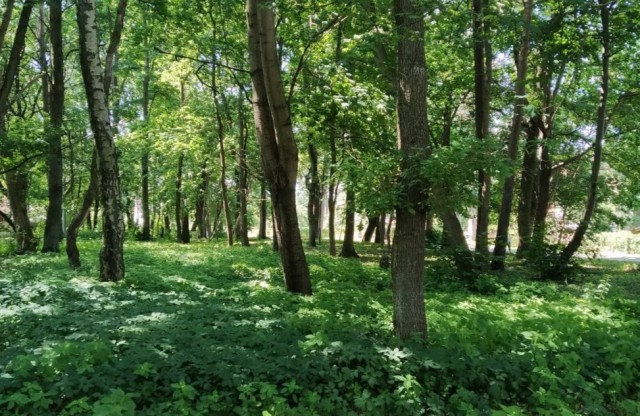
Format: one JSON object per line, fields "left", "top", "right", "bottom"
{"left": 1, "top": 240, "right": 639, "bottom": 415}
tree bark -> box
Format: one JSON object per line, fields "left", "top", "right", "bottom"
{"left": 247, "top": 0, "right": 312, "bottom": 295}
{"left": 375, "top": 213, "right": 386, "bottom": 245}
{"left": 42, "top": 0, "right": 65, "bottom": 253}
{"left": 492, "top": 0, "right": 533, "bottom": 270}
{"left": 212, "top": 61, "right": 234, "bottom": 247}
{"left": 180, "top": 209, "right": 191, "bottom": 244}
{"left": 0, "top": 0, "right": 16, "bottom": 53}
{"left": 306, "top": 143, "right": 321, "bottom": 247}
{"left": 0, "top": 209, "right": 16, "bottom": 232}
{"left": 175, "top": 152, "right": 184, "bottom": 242}
{"left": 472, "top": 0, "right": 493, "bottom": 259}
{"left": 533, "top": 144, "right": 552, "bottom": 244}
{"left": 339, "top": 182, "right": 358, "bottom": 258}
{"left": 76, "top": 0, "right": 125, "bottom": 282}
{"left": 66, "top": 151, "right": 97, "bottom": 269}
{"left": 6, "top": 170, "right": 37, "bottom": 253}
{"left": 258, "top": 181, "right": 268, "bottom": 239}
{"left": 517, "top": 115, "right": 542, "bottom": 256}
{"left": 140, "top": 47, "right": 151, "bottom": 241}
{"left": 391, "top": 0, "right": 428, "bottom": 341}
{"left": 328, "top": 133, "right": 338, "bottom": 256}
{"left": 236, "top": 95, "right": 250, "bottom": 246}
{"left": 553, "top": 0, "right": 611, "bottom": 275}
{"left": 0, "top": 1, "right": 35, "bottom": 253}
{"left": 195, "top": 160, "right": 209, "bottom": 239}
{"left": 363, "top": 216, "right": 379, "bottom": 242}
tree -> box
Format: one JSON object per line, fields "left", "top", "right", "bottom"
{"left": 391, "top": 0, "right": 429, "bottom": 341}
{"left": 76, "top": 0, "right": 126, "bottom": 282}
{"left": 491, "top": 0, "right": 533, "bottom": 270}
{"left": 42, "top": 0, "right": 65, "bottom": 252}
{"left": 0, "top": 0, "right": 36, "bottom": 254}
{"left": 246, "top": 0, "right": 312, "bottom": 295}
{"left": 472, "top": 0, "right": 493, "bottom": 259}
{"left": 66, "top": 0, "right": 127, "bottom": 269}
{"left": 549, "top": 0, "right": 613, "bottom": 278}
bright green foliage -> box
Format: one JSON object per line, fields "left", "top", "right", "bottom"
{"left": 1, "top": 241, "right": 639, "bottom": 414}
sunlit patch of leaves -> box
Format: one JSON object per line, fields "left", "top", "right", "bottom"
{"left": 0, "top": 240, "right": 639, "bottom": 414}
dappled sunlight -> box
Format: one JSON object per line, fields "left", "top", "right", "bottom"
{"left": 1, "top": 240, "right": 639, "bottom": 414}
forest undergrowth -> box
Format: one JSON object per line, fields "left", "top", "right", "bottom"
{"left": 1, "top": 238, "right": 639, "bottom": 415}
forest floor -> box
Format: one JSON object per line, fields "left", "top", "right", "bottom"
{"left": 1, "top": 238, "right": 639, "bottom": 415}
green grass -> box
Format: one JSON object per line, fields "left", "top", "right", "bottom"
{"left": 1, "top": 240, "right": 639, "bottom": 415}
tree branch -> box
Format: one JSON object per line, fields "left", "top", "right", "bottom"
{"left": 287, "top": 13, "right": 348, "bottom": 104}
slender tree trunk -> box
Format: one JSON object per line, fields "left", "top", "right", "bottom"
{"left": 236, "top": 96, "right": 250, "bottom": 246}
{"left": 339, "top": 183, "right": 359, "bottom": 258}
{"left": 212, "top": 62, "right": 234, "bottom": 247}
{"left": 76, "top": 0, "right": 125, "bottom": 282}
{"left": 492, "top": 0, "right": 533, "bottom": 270}
{"left": 306, "top": 143, "right": 321, "bottom": 247}
{"left": 533, "top": 145, "right": 552, "bottom": 244}
{"left": 140, "top": 48, "right": 151, "bottom": 241}
{"left": 328, "top": 134, "right": 338, "bottom": 255}
{"left": 0, "top": 2, "right": 35, "bottom": 253}
{"left": 363, "top": 216, "right": 379, "bottom": 242}
{"left": 0, "top": 0, "right": 15, "bottom": 53}
{"left": 0, "top": 209, "right": 16, "bottom": 232}
{"left": 6, "top": 170, "right": 37, "bottom": 253}
{"left": 392, "top": 0, "right": 428, "bottom": 341}
{"left": 553, "top": 0, "right": 611, "bottom": 275}
{"left": 375, "top": 213, "right": 386, "bottom": 245}
{"left": 517, "top": 116, "right": 542, "bottom": 256}
{"left": 472, "top": 0, "right": 493, "bottom": 259}
{"left": 181, "top": 209, "right": 190, "bottom": 244}
{"left": 92, "top": 196, "right": 99, "bottom": 229}
{"left": 258, "top": 181, "right": 268, "bottom": 239}
{"left": 425, "top": 211, "right": 436, "bottom": 245}
{"left": 175, "top": 152, "right": 184, "bottom": 242}
{"left": 42, "top": 0, "right": 65, "bottom": 252}
{"left": 66, "top": 151, "right": 97, "bottom": 269}
{"left": 247, "top": 0, "right": 312, "bottom": 295}
{"left": 195, "top": 161, "right": 209, "bottom": 239}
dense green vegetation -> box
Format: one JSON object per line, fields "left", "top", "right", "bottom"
{"left": 1, "top": 239, "right": 639, "bottom": 415}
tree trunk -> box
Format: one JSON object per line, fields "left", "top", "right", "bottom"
{"left": 140, "top": 48, "right": 151, "bottom": 241}
{"left": 391, "top": 0, "right": 428, "bottom": 341}
{"left": 236, "top": 95, "right": 250, "bottom": 246}
{"left": 212, "top": 61, "right": 234, "bottom": 247}
{"left": 492, "top": 0, "right": 533, "bottom": 271}
{"left": 66, "top": 151, "right": 97, "bottom": 269}
{"left": 180, "top": 209, "right": 190, "bottom": 244}
{"left": 328, "top": 134, "right": 338, "bottom": 256}
{"left": 363, "top": 216, "right": 379, "bottom": 242}
{"left": 76, "top": 0, "right": 126, "bottom": 282}
{"left": 0, "top": 0, "right": 16, "bottom": 53}
{"left": 553, "top": 0, "right": 611, "bottom": 276}
{"left": 42, "top": 0, "right": 65, "bottom": 252}
{"left": 195, "top": 161, "right": 209, "bottom": 239}
{"left": 0, "top": 2, "right": 35, "bottom": 253}
{"left": 375, "top": 214, "right": 386, "bottom": 245}
{"left": 258, "top": 181, "right": 268, "bottom": 239}
{"left": 0, "top": 209, "right": 16, "bottom": 232}
{"left": 306, "top": 143, "right": 321, "bottom": 247}
{"left": 247, "top": 0, "right": 312, "bottom": 295}
{"left": 517, "top": 116, "right": 542, "bottom": 256}
{"left": 472, "top": 0, "right": 493, "bottom": 259}
{"left": 339, "top": 183, "right": 359, "bottom": 258}
{"left": 533, "top": 145, "right": 552, "bottom": 245}
{"left": 6, "top": 170, "right": 37, "bottom": 253}
{"left": 175, "top": 152, "right": 184, "bottom": 242}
